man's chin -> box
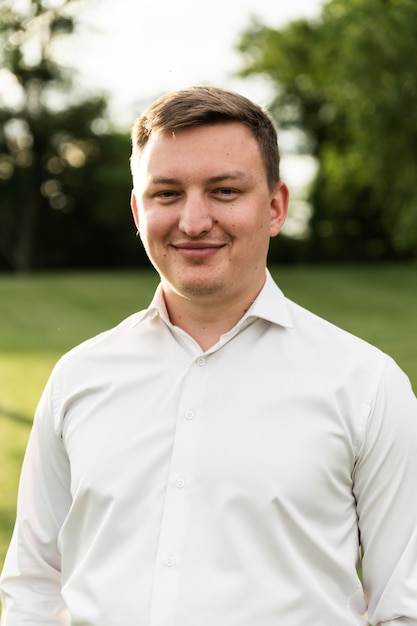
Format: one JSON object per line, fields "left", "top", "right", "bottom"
{"left": 177, "top": 279, "right": 224, "bottom": 299}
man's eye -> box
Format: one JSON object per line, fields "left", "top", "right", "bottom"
{"left": 157, "top": 191, "right": 177, "bottom": 198}
{"left": 215, "top": 188, "right": 238, "bottom": 197}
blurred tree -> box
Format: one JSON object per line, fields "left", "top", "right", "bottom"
{"left": 0, "top": 0, "right": 141, "bottom": 271}
{"left": 34, "top": 129, "right": 148, "bottom": 270}
{"left": 237, "top": 0, "right": 417, "bottom": 261}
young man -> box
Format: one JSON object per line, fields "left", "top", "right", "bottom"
{"left": 1, "top": 86, "right": 417, "bottom": 625}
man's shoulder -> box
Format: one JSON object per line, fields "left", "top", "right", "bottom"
{"left": 55, "top": 309, "right": 149, "bottom": 370}
{"left": 284, "top": 296, "right": 385, "bottom": 362}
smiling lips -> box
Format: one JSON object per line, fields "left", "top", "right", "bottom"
{"left": 171, "top": 241, "right": 226, "bottom": 258}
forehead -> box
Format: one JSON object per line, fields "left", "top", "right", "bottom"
{"left": 136, "top": 122, "right": 265, "bottom": 181}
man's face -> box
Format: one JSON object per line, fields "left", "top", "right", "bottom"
{"left": 131, "top": 122, "right": 288, "bottom": 305}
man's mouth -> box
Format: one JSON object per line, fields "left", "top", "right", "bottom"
{"left": 171, "top": 242, "right": 225, "bottom": 258}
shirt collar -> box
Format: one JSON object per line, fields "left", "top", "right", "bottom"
{"left": 133, "top": 269, "right": 293, "bottom": 331}
{"left": 245, "top": 269, "right": 293, "bottom": 329}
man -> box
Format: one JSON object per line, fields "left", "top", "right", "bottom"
{"left": 1, "top": 85, "right": 417, "bottom": 625}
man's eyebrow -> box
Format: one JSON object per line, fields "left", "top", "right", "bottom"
{"left": 206, "top": 172, "right": 250, "bottom": 184}
{"left": 149, "top": 177, "right": 180, "bottom": 186}
{"left": 149, "top": 172, "right": 250, "bottom": 186}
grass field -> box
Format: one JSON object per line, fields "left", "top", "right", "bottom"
{"left": 1, "top": 264, "right": 416, "bottom": 573}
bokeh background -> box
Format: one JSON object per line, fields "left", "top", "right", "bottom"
{"left": 2, "top": 0, "right": 417, "bottom": 271}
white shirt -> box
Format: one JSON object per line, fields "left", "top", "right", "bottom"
{"left": 2, "top": 271, "right": 417, "bottom": 626}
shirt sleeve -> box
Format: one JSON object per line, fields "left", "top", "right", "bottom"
{"left": 353, "top": 356, "right": 417, "bottom": 626}
{"left": 0, "top": 369, "right": 71, "bottom": 625}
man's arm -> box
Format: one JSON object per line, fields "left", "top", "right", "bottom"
{"left": 353, "top": 357, "right": 417, "bottom": 625}
{"left": 0, "top": 371, "right": 71, "bottom": 625}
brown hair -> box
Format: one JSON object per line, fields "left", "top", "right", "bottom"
{"left": 130, "top": 85, "right": 281, "bottom": 189}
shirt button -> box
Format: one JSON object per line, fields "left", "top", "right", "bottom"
{"left": 197, "top": 357, "right": 205, "bottom": 366}
{"left": 165, "top": 557, "right": 175, "bottom": 567}
{"left": 175, "top": 478, "right": 185, "bottom": 489}
{"left": 185, "top": 410, "right": 194, "bottom": 420}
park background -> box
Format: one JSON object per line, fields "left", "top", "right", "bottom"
{"left": 1, "top": 0, "right": 417, "bottom": 601}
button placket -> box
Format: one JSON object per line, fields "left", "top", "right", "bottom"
{"left": 148, "top": 355, "right": 208, "bottom": 625}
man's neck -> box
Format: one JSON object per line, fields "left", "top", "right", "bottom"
{"left": 162, "top": 287, "right": 261, "bottom": 352}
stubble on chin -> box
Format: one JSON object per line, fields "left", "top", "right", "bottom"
{"left": 170, "top": 257, "right": 225, "bottom": 298}
{"left": 172, "top": 268, "right": 223, "bottom": 298}
{"left": 176, "top": 278, "right": 224, "bottom": 298}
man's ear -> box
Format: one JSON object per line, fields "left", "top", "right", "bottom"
{"left": 270, "top": 181, "right": 289, "bottom": 237}
{"left": 131, "top": 190, "right": 139, "bottom": 229}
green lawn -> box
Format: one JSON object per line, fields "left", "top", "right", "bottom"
{"left": 1, "top": 264, "right": 416, "bottom": 573}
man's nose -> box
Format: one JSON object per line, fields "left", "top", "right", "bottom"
{"left": 178, "top": 194, "right": 213, "bottom": 236}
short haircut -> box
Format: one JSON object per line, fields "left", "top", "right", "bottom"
{"left": 130, "top": 85, "right": 281, "bottom": 189}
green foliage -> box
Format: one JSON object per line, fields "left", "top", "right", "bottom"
{"left": 0, "top": 0, "right": 144, "bottom": 271}
{"left": 237, "top": 0, "right": 417, "bottom": 261}
{"left": 32, "top": 130, "right": 147, "bottom": 270}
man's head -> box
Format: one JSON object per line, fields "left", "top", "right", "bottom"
{"left": 129, "top": 86, "right": 289, "bottom": 309}
{"left": 131, "top": 85, "right": 281, "bottom": 191}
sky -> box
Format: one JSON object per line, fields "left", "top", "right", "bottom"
{"left": 72, "top": 0, "right": 325, "bottom": 128}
